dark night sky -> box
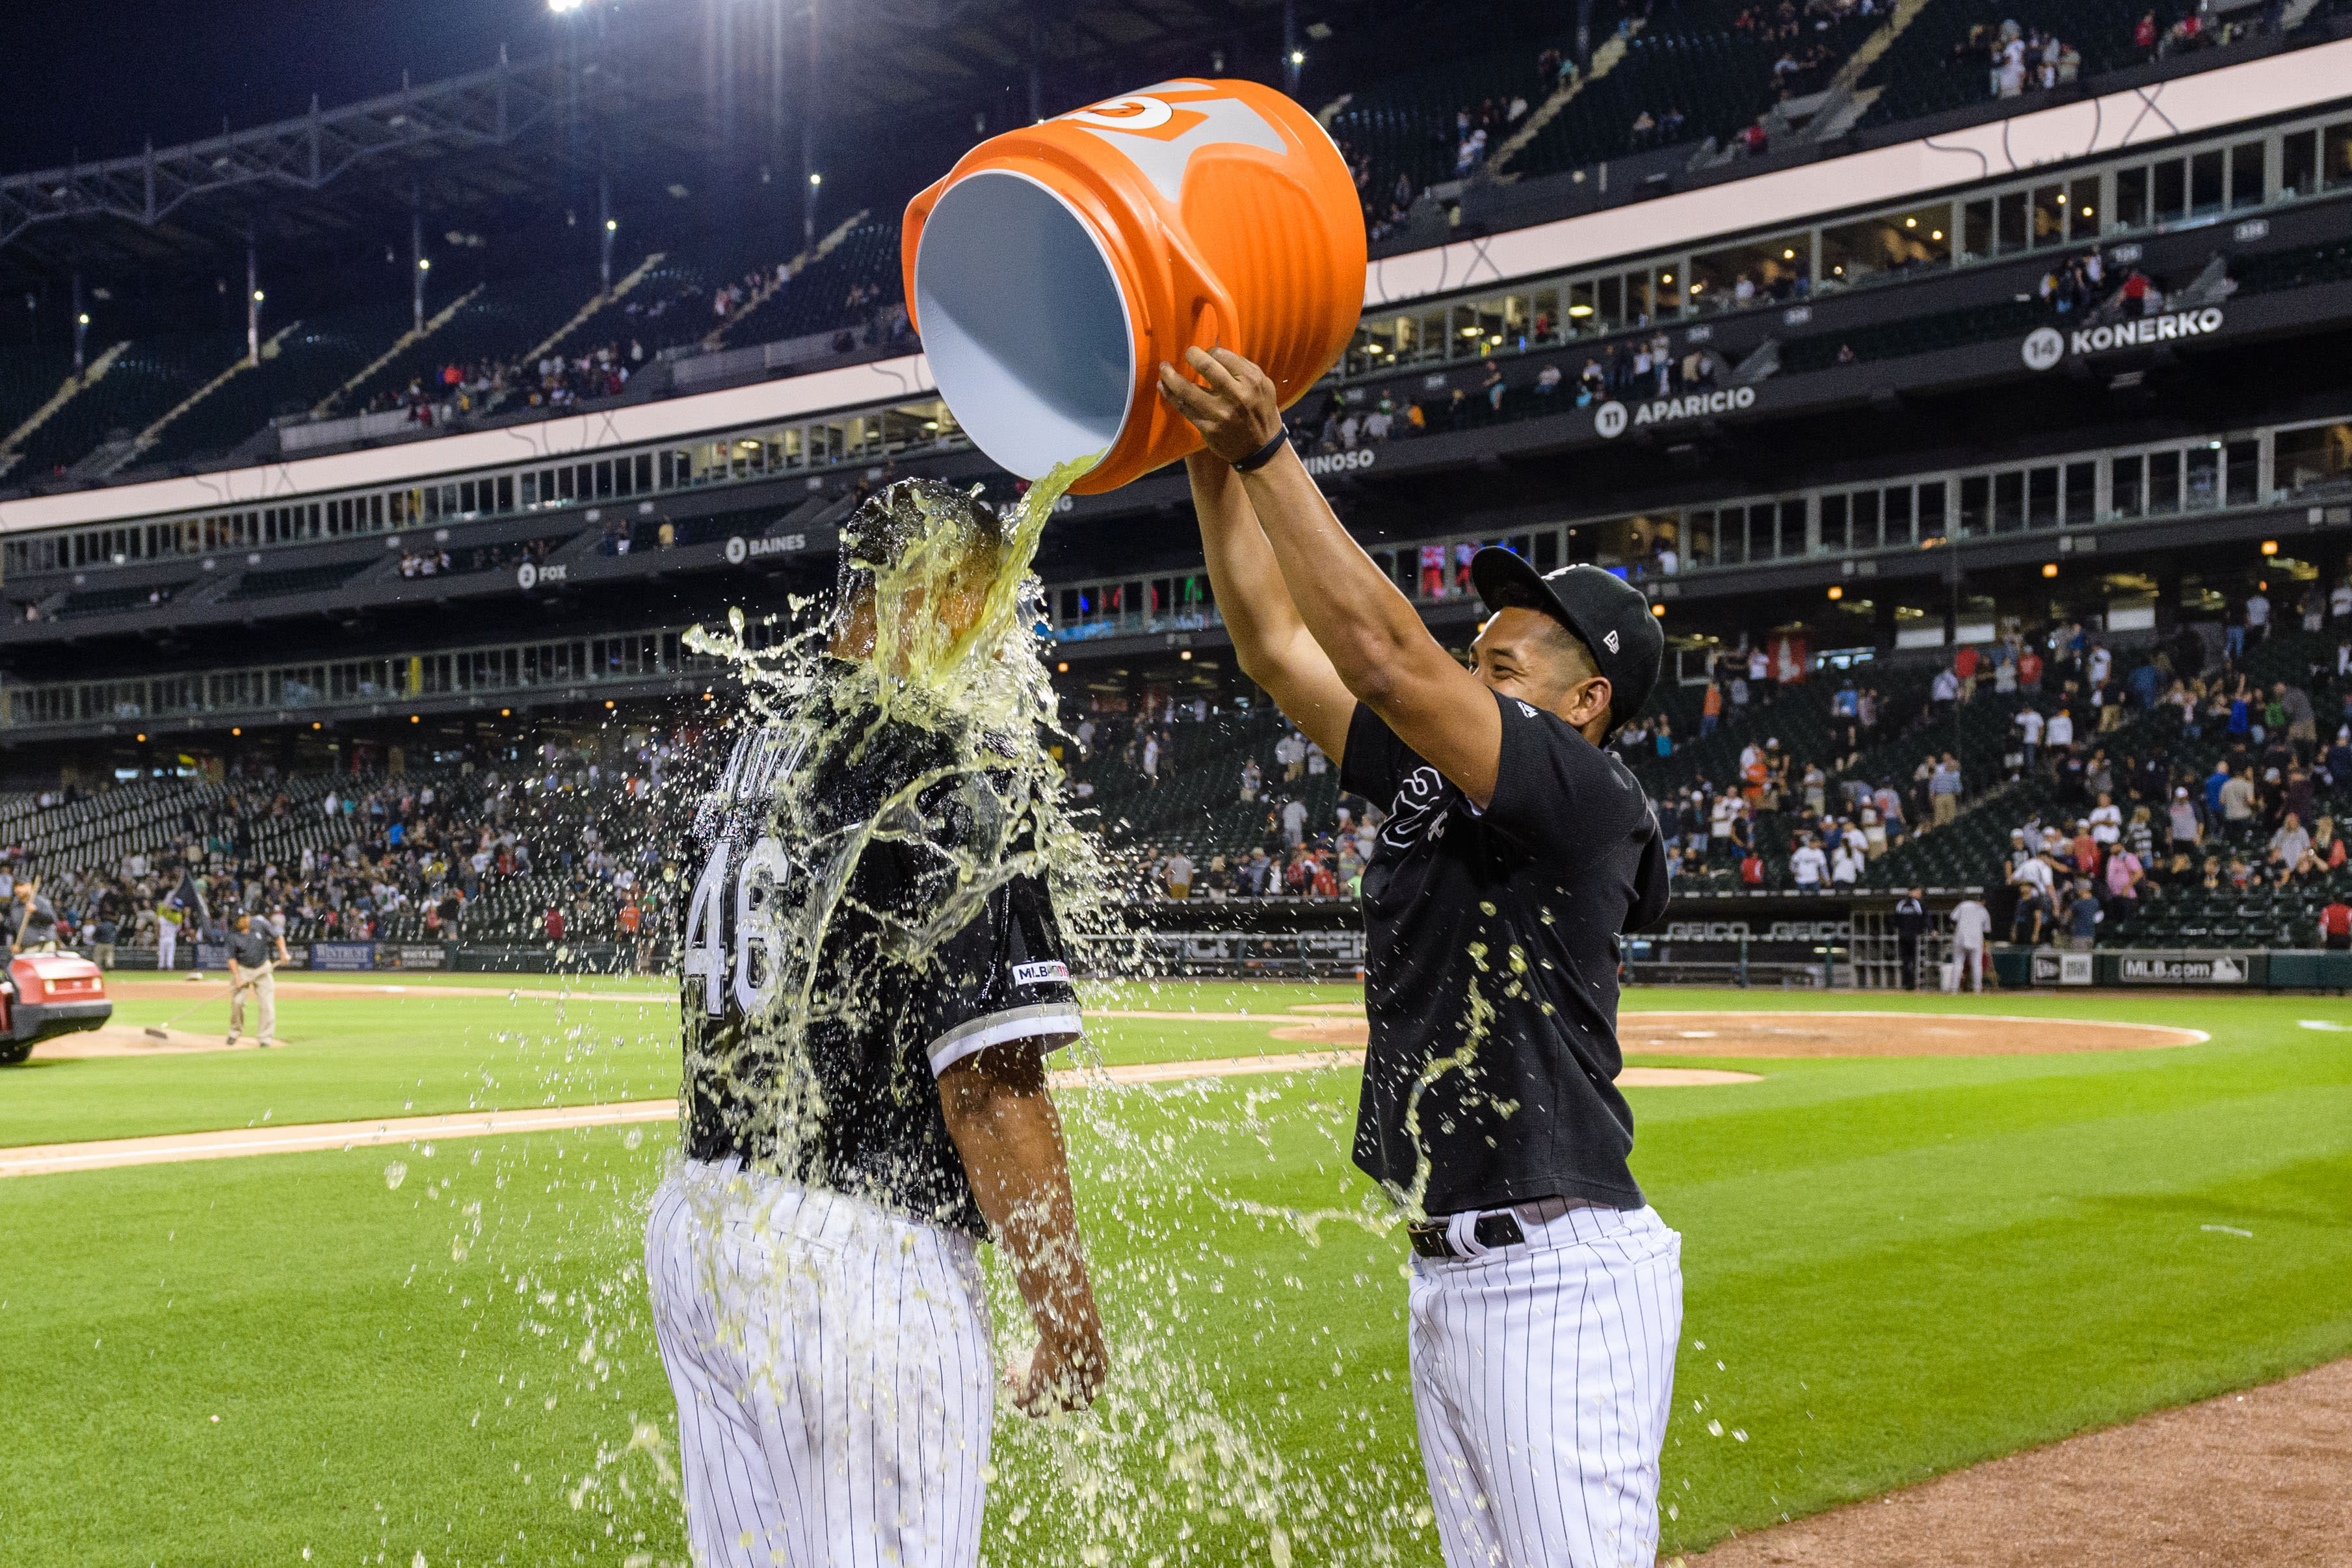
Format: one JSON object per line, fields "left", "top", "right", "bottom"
{"left": 1, "top": 0, "right": 562, "bottom": 174}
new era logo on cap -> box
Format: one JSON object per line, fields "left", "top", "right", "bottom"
{"left": 1604, "top": 629, "right": 1620, "bottom": 653}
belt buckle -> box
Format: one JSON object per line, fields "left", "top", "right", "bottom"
{"left": 1406, "top": 1219, "right": 1454, "bottom": 1259}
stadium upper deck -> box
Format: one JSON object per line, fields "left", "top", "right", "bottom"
{"left": 3, "top": 4, "right": 2345, "bottom": 490}
{"left": 0, "top": 12, "right": 2347, "bottom": 772}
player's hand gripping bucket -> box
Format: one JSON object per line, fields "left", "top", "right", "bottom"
{"left": 903, "top": 79, "right": 1366, "bottom": 495}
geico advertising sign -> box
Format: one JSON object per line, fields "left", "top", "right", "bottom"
{"left": 1662, "top": 919, "right": 1851, "bottom": 942}
{"left": 2021, "top": 308, "right": 2226, "bottom": 370}
{"left": 1595, "top": 385, "right": 1756, "bottom": 439}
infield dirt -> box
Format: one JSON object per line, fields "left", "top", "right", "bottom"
{"left": 1684, "top": 1357, "right": 2352, "bottom": 1567}
{"left": 1272, "top": 1010, "right": 2204, "bottom": 1055}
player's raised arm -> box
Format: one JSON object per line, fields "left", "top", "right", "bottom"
{"left": 1161, "top": 350, "right": 1507, "bottom": 807}
{"left": 1183, "top": 452, "right": 1356, "bottom": 762}
{"left": 938, "top": 1042, "right": 1107, "bottom": 1415}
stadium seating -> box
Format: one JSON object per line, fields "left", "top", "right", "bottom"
{"left": 1857, "top": 0, "right": 2189, "bottom": 128}
{"left": 1327, "top": 39, "right": 1570, "bottom": 211}
{"left": 13, "top": 330, "right": 244, "bottom": 480}
{"left": 334, "top": 261, "right": 606, "bottom": 416}
{"left": 717, "top": 216, "right": 906, "bottom": 348}
{"left": 1778, "top": 298, "right": 2044, "bottom": 373}
{"left": 0, "top": 342, "right": 75, "bottom": 445}
{"left": 139, "top": 298, "right": 414, "bottom": 468}
{"left": 1510, "top": 2, "right": 1882, "bottom": 183}
{"left": 222, "top": 560, "right": 376, "bottom": 603}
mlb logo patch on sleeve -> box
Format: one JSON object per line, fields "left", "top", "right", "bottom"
{"left": 1012, "top": 960, "right": 1071, "bottom": 987}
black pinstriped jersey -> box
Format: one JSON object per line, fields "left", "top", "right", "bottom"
{"left": 674, "top": 689, "right": 1082, "bottom": 1237}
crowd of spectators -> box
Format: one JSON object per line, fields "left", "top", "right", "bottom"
{"left": 0, "top": 741, "right": 684, "bottom": 971}
{"left": 1984, "top": 608, "right": 2352, "bottom": 947}
{"left": 1650, "top": 655, "right": 1928, "bottom": 893}
{"left": 1139, "top": 724, "right": 1381, "bottom": 903}
{"left": 362, "top": 342, "right": 645, "bottom": 428}
{"left": 1295, "top": 334, "right": 1726, "bottom": 456}
{"left": 1945, "top": 20, "right": 2083, "bottom": 100}
{"left": 1351, "top": 38, "right": 1581, "bottom": 242}
{"left": 399, "top": 536, "right": 562, "bottom": 579}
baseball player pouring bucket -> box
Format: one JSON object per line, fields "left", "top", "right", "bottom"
{"left": 643, "top": 477, "right": 1104, "bottom": 1568}
{"left": 1161, "top": 346, "right": 1682, "bottom": 1567}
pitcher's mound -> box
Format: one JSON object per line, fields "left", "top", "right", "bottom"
{"left": 32, "top": 1027, "right": 280, "bottom": 1060}
{"left": 1270, "top": 1010, "right": 2199, "bottom": 1056}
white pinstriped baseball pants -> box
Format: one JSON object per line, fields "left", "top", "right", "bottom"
{"left": 1408, "top": 1204, "right": 1684, "bottom": 1568}
{"left": 644, "top": 1162, "right": 995, "bottom": 1568}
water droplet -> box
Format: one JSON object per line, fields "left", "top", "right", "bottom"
{"left": 384, "top": 1162, "right": 407, "bottom": 1190}
{"left": 1707, "top": 1419, "right": 1724, "bottom": 1437}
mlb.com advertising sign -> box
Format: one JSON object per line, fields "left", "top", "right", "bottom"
{"left": 2119, "top": 952, "right": 2251, "bottom": 985}
{"left": 2021, "top": 308, "right": 2226, "bottom": 370}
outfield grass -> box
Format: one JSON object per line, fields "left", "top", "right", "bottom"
{"left": 2, "top": 982, "right": 2348, "bottom": 1564}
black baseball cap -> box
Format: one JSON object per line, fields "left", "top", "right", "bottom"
{"left": 1468, "top": 549, "right": 1664, "bottom": 733}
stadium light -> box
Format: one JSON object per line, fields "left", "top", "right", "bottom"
{"left": 1289, "top": 49, "right": 1306, "bottom": 64}
{"left": 77, "top": 312, "right": 89, "bottom": 326}
{"left": 418, "top": 258, "right": 430, "bottom": 271}
{"left": 410, "top": 714, "right": 420, "bottom": 724}
{"left": 252, "top": 290, "right": 264, "bottom": 303}
{"left": 2261, "top": 540, "right": 2279, "bottom": 555}
{"left": 1180, "top": 650, "right": 1193, "bottom": 660}
{"left": 548, "top": 0, "right": 584, "bottom": 12}
{"left": 809, "top": 173, "right": 822, "bottom": 187}
{"left": 1057, "top": 661, "right": 1070, "bottom": 673}
{"left": 2042, "top": 563, "right": 2059, "bottom": 577}
{"left": 231, "top": 727, "right": 242, "bottom": 736}
{"left": 1650, "top": 604, "right": 1665, "bottom": 618}
{"left": 1905, "top": 217, "right": 1916, "bottom": 228}
{"left": 136, "top": 733, "right": 146, "bottom": 742}
{"left": 501, "top": 709, "right": 511, "bottom": 717}
{"left": 1827, "top": 586, "right": 1842, "bottom": 600}
{"left": 605, "top": 218, "right": 617, "bottom": 233}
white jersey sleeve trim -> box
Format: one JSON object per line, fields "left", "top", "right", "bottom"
{"left": 926, "top": 1003, "right": 1085, "bottom": 1078}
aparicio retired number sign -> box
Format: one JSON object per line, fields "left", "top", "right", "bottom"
{"left": 2022, "top": 307, "right": 2226, "bottom": 369}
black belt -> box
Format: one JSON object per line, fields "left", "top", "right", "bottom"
{"left": 1406, "top": 1196, "right": 1596, "bottom": 1260}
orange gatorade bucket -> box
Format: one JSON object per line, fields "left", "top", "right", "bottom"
{"left": 903, "top": 79, "right": 1366, "bottom": 495}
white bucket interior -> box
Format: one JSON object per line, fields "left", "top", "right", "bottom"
{"left": 914, "top": 171, "right": 1133, "bottom": 481}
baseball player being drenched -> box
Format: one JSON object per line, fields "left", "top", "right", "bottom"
{"left": 1161, "top": 348, "right": 1680, "bottom": 1566}
{"left": 644, "top": 478, "right": 1105, "bottom": 1568}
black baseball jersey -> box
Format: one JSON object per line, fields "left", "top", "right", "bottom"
{"left": 1340, "top": 692, "right": 1669, "bottom": 1217}
{"left": 673, "top": 688, "right": 1082, "bottom": 1238}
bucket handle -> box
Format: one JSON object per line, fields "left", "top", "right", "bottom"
{"left": 1159, "top": 224, "right": 1241, "bottom": 368}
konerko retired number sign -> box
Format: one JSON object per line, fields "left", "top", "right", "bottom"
{"left": 2022, "top": 308, "right": 2226, "bottom": 369}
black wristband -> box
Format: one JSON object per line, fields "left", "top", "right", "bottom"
{"left": 1230, "top": 428, "right": 1290, "bottom": 473}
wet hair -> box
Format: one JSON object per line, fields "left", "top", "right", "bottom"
{"left": 833, "top": 478, "right": 1009, "bottom": 625}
